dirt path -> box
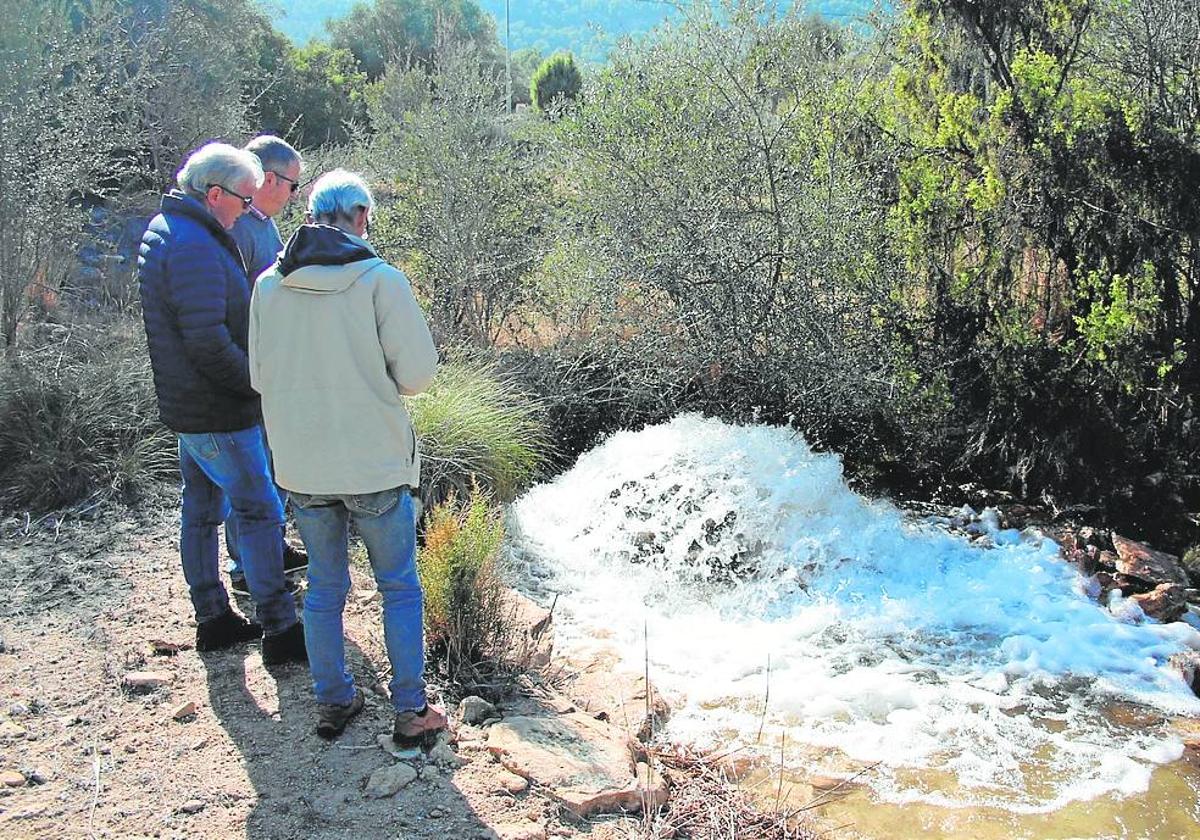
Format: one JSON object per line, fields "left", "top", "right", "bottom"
{"left": 0, "top": 498, "right": 640, "bottom": 840}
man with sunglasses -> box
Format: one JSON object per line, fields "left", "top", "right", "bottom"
{"left": 137, "top": 142, "right": 307, "bottom": 665}
{"left": 224, "top": 135, "right": 309, "bottom": 597}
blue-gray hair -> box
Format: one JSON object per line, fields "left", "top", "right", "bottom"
{"left": 308, "top": 169, "right": 374, "bottom": 225}
{"left": 176, "top": 142, "right": 264, "bottom": 201}
{"left": 244, "top": 135, "right": 302, "bottom": 173}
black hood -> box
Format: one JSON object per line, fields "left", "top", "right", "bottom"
{"left": 278, "top": 224, "right": 376, "bottom": 277}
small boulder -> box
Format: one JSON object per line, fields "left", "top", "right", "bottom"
{"left": 1130, "top": 583, "right": 1187, "bottom": 623}
{"left": 1111, "top": 534, "right": 1189, "bottom": 588}
{"left": 364, "top": 762, "right": 417, "bottom": 798}
{"left": 171, "top": 701, "right": 197, "bottom": 721}
{"left": 428, "top": 734, "right": 468, "bottom": 769}
{"left": 458, "top": 695, "right": 497, "bottom": 725}
{"left": 123, "top": 671, "right": 172, "bottom": 691}
{"left": 178, "top": 800, "right": 205, "bottom": 815}
{"left": 1, "top": 770, "right": 26, "bottom": 788}
{"left": 496, "top": 770, "right": 530, "bottom": 793}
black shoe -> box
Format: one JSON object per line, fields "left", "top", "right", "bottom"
{"left": 316, "top": 688, "right": 365, "bottom": 739}
{"left": 262, "top": 622, "right": 307, "bottom": 666}
{"left": 196, "top": 609, "right": 262, "bottom": 652}
{"left": 283, "top": 543, "right": 309, "bottom": 575}
{"left": 230, "top": 573, "right": 301, "bottom": 598}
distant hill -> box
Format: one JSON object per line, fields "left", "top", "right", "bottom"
{"left": 260, "top": 1, "right": 882, "bottom": 63}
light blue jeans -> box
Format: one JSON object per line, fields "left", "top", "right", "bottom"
{"left": 177, "top": 426, "right": 297, "bottom": 635}
{"left": 290, "top": 487, "right": 427, "bottom": 712}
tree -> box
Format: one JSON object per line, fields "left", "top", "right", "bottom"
{"left": 530, "top": 52, "right": 582, "bottom": 111}
{"left": 328, "top": 0, "right": 500, "bottom": 80}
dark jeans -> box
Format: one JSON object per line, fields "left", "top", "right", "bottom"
{"left": 177, "top": 426, "right": 298, "bottom": 635}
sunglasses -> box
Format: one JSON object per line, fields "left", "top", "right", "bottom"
{"left": 208, "top": 183, "right": 253, "bottom": 208}
{"left": 270, "top": 170, "right": 301, "bottom": 194}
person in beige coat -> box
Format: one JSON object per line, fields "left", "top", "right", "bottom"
{"left": 249, "top": 169, "right": 445, "bottom": 742}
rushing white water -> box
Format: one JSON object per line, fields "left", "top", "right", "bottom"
{"left": 507, "top": 415, "right": 1200, "bottom": 813}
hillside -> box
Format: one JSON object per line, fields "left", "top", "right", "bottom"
{"left": 262, "top": 0, "right": 880, "bottom": 61}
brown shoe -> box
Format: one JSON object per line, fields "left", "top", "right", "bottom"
{"left": 316, "top": 688, "right": 365, "bottom": 739}
{"left": 392, "top": 703, "right": 447, "bottom": 749}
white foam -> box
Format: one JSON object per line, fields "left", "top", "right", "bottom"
{"left": 508, "top": 415, "right": 1200, "bottom": 810}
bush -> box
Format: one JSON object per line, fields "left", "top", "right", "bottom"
{"left": 417, "top": 486, "right": 510, "bottom": 688}
{"left": 530, "top": 51, "right": 582, "bottom": 111}
{"left": 0, "top": 320, "right": 176, "bottom": 512}
{"left": 407, "top": 356, "right": 547, "bottom": 509}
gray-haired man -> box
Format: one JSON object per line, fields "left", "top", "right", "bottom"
{"left": 224, "top": 135, "right": 307, "bottom": 596}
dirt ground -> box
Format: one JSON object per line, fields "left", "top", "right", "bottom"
{"left": 0, "top": 496, "right": 648, "bottom": 840}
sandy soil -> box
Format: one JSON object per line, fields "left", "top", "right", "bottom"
{"left": 0, "top": 496, "right": 645, "bottom": 840}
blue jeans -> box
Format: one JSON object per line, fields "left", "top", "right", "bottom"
{"left": 178, "top": 427, "right": 297, "bottom": 635}
{"left": 225, "top": 484, "right": 287, "bottom": 577}
{"left": 290, "top": 488, "right": 427, "bottom": 711}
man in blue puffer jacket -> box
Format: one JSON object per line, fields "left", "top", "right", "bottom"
{"left": 138, "top": 142, "right": 306, "bottom": 664}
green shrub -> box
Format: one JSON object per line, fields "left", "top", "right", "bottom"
{"left": 417, "top": 486, "right": 510, "bottom": 687}
{"left": 530, "top": 51, "right": 582, "bottom": 111}
{"left": 407, "top": 356, "right": 547, "bottom": 509}
{"left": 0, "top": 321, "right": 175, "bottom": 512}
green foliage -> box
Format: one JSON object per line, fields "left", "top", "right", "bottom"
{"left": 406, "top": 357, "right": 547, "bottom": 510}
{"left": 417, "top": 486, "right": 509, "bottom": 685}
{"left": 0, "top": 323, "right": 176, "bottom": 512}
{"left": 328, "top": 0, "right": 500, "bottom": 79}
{"left": 530, "top": 51, "right": 582, "bottom": 111}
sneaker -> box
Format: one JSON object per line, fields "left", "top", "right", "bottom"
{"left": 316, "top": 688, "right": 365, "bottom": 739}
{"left": 196, "top": 609, "right": 261, "bottom": 652}
{"left": 283, "top": 542, "right": 309, "bottom": 575}
{"left": 261, "top": 622, "right": 308, "bottom": 666}
{"left": 230, "top": 573, "right": 301, "bottom": 598}
{"left": 392, "top": 703, "right": 448, "bottom": 750}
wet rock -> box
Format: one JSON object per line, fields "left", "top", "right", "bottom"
{"left": 1169, "top": 651, "right": 1200, "bottom": 698}
{"left": 488, "top": 712, "right": 664, "bottom": 816}
{"left": 1, "top": 770, "right": 26, "bottom": 788}
{"left": 1111, "top": 534, "right": 1189, "bottom": 588}
{"left": 178, "top": 799, "right": 205, "bottom": 814}
{"left": 458, "top": 696, "right": 497, "bottom": 725}
{"left": 713, "top": 752, "right": 759, "bottom": 782}
{"left": 505, "top": 591, "right": 554, "bottom": 669}
{"left": 364, "top": 762, "right": 417, "bottom": 798}
{"left": 1130, "top": 583, "right": 1187, "bottom": 623}
{"left": 122, "top": 671, "right": 172, "bottom": 691}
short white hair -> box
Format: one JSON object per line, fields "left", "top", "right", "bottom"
{"left": 308, "top": 169, "right": 374, "bottom": 224}
{"left": 176, "top": 142, "right": 264, "bottom": 200}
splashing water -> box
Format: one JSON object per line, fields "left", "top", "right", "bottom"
{"left": 507, "top": 415, "right": 1200, "bottom": 814}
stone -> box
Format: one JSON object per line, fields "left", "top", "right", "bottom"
{"left": 123, "top": 671, "right": 172, "bottom": 691}
{"left": 488, "top": 712, "right": 658, "bottom": 816}
{"left": 428, "top": 734, "right": 468, "bottom": 769}
{"left": 312, "top": 788, "right": 354, "bottom": 820}
{"left": 178, "top": 800, "right": 205, "bottom": 814}
{"left": 808, "top": 774, "right": 862, "bottom": 792}
{"left": 1169, "top": 651, "right": 1200, "bottom": 698}
{"left": 0, "top": 722, "right": 26, "bottom": 741}
{"left": 428, "top": 807, "right": 446, "bottom": 818}
{"left": 171, "top": 702, "right": 197, "bottom": 721}
{"left": 458, "top": 696, "right": 497, "bottom": 725}
{"left": 497, "top": 770, "right": 529, "bottom": 793}
{"left": 1182, "top": 546, "right": 1200, "bottom": 588}
{"left": 364, "top": 762, "right": 418, "bottom": 798}
{"left": 1130, "top": 583, "right": 1187, "bottom": 623}
{"left": 1, "top": 770, "right": 26, "bottom": 788}
{"left": 561, "top": 652, "right": 670, "bottom": 743}
{"left": 496, "top": 822, "right": 547, "bottom": 840}
{"left": 1111, "top": 534, "right": 1189, "bottom": 588}
{"left": 504, "top": 591, "right": 555, "bottom": 668}
{"left": 713, "top": 752, "right": 759, "bottom": 782}
{"left": 376, "top": 733, "right": 422, "bottom": 761}
{"left": 7, "top": 703, "right": 30, "bottom": 718}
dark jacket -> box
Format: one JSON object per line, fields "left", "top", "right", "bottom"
{"left": 138, "top": 190, "right": 260, "bottom": 433}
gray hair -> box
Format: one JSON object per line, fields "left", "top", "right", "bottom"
{"left": 308, "top": 169, "right": 374, "bottom": 225}
{"left": 244, "top": 134, "right": 302, "bottom": 174}
{"left": 176, "top": 142, "right": 264, "bottom": 201}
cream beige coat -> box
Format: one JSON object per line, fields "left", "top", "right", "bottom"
{"left": 249, "top": 242, "right": 437, "bottom": 495}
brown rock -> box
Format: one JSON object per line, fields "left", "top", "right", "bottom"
{"left": 1097, "top": 550, "right": 1119, "bottom": 572}
{"left": 1, "top": 770, "right": 26, "bottom": 788}
{"left": 496, "top": 821, "right": 546, "bottom": 840}
{"left": 123, "top": 671, "right": 172, "bottom": 690}
{"left": 713, "top": 752, "right": 760, "bottom": 782}
{"left": 497, "top": 770, "right": 530, "bottom": 793}
{"left": 1111, "top": 534, "right": 1189, "bottom": 588}
{"left": 809, "top": 774, "right": 862, "bottom": 792}
{"left": 1169, "top": 651, "right": 1200, "bottom": 698}
{"left": 171, "top": 702, "right": 197, "bottom": 721}
{"left": 1130, "top": 583, "right": 1187, "bottom": 623}
{"left": 561, "top": 651, "right": 670, "bottom": 743}
{"left": 487, "top": 712, "right": 646, "bottom": 816}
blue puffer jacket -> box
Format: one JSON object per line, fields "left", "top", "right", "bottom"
{"left": 138, "top": 190, "right": 260, "bottom": 433}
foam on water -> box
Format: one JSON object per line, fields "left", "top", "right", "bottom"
{"left": 507, "top": 415, "right": 1200, "bottom": 811}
